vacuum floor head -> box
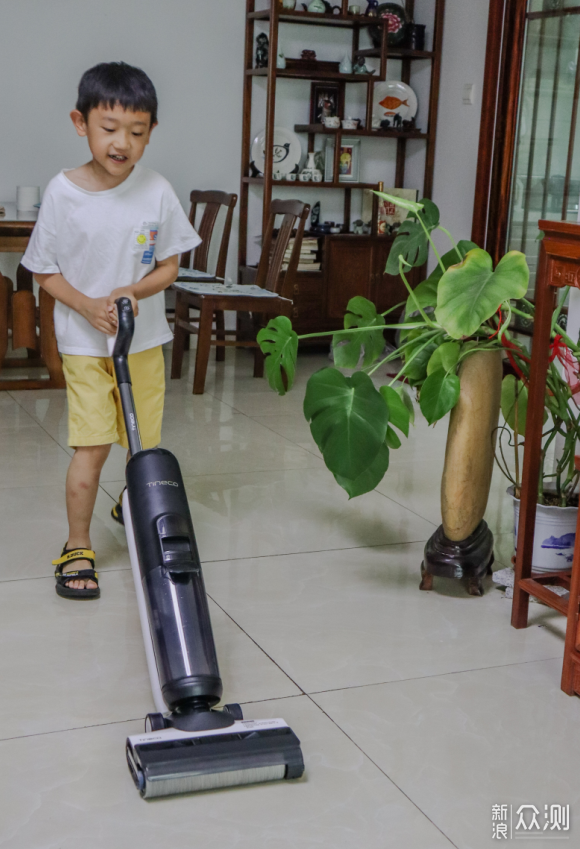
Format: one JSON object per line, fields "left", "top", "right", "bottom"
{"left": 126, "top": 718, "right": 304, "bottom": 799}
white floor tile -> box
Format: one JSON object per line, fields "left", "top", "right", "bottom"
{"left": 0, "top": 569, "right": 298, "bottom": 739}
{"left": 0, "top": 696, "right": 454, "bottom": 849}
{"left": 314, "top": 659, "right": 580, "bottom": 849}
{"left": 203, "top": 543, "right": 565, "bottom": 693}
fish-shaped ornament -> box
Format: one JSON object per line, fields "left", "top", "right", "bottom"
{"left": 379, "top": 95, "right": 409, "bottom": 113}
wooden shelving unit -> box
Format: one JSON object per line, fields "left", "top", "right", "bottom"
{"left": 239, "top": 0, "right": 445, "bottom": 335}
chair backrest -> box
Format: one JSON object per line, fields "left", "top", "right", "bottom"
{"left": 180, "top": 190, "right": 238, "bottom": 277}
{"left": 255, "top": 200, "right": 311, "bottom": 295}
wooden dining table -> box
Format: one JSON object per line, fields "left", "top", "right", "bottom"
{"left": 0, "top": 202, "right": 64, "bottom": 389}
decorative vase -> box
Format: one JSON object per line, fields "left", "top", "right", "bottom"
{"left": 510, "top": 488, "right": 578, "bottom": 573}
{"left": 301, "top": 152, "right": 322, "bottom": 182}
{"left": 421, "top": 349, "right": 503, "bottom": 596}
{"left": 339, "top": 54, "right": 353, "bottom": 74}
{"left": 277, "top": 50, "right": 286, "bottom": 69}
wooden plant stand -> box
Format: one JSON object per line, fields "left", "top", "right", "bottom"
{"left": 510, "top": 220, "right": 580, "bottom": 697}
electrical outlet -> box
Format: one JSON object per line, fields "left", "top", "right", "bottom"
{"left": 463, "top": 84, "right": 475, "bottom": 106}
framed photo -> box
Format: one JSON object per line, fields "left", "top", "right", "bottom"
{"left": 324, "top": 138, "right": 361, "bottom": 183}
{"left": 310, "top": 83, "right": 340, "bottom": 125}
{"left": 363, "top": 187, "right": 419, "bottom": 234}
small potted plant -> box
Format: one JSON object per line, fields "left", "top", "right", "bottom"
{"left": 495, "top": 296, "right": 580, "bottom": 573}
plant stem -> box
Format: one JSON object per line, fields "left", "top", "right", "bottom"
{"left": 514, "top": 380, "right": 520, "bottom": 492}
{"left": 398, "top": 257, "right": 436, "bottom": 327}
{"left": 384, "top": 332, "right": 442, "bottom": 385}
{"left": 437, "top": 226, "right": 463, "bottom": 262}
{"left": 416, "top": 212, "right": 445, "bottom": 273}
{"left": 296, "top": 322, "right": 425, "bottom": 342}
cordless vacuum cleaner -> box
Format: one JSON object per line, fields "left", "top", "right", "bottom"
{"left": 112, "top": 298, "right": 304, "bottom": 799}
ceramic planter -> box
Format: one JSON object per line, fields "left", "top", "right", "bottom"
{"left": 510, "top": 486, "right": 578, "bottom": 573}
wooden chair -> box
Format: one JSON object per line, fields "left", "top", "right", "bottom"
{"left": 166, "top": 190, "right": 237, "bottom": 342}
{"left": 510, "top": 220, "right": 580, "bottom": 697}
{"left": 171, "top": 199, "right": 310, "bottom": 394}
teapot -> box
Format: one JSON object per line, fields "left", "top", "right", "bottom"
{"left": 303, "top": 0, "right": 341, "bottom": 12}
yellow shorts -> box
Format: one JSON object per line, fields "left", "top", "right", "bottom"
{"left": 62, "top": 346, "right": 165, "bottom": 449}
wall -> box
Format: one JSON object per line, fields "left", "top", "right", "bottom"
{"left": 0, "top": 0, "right": 246, "bottom": 282}
{"left": 0, "top": 0, "right": 490, "bottom": 279}
{"left": 431, "top": 0, "right": 491, "bottom": 254}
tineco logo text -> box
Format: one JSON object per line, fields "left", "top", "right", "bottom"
{"left": 146, "top": 481, "right": 179, "bottom": 488}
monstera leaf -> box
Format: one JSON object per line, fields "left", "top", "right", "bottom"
{"left": 426, "top": 341, "right": 460, "bottom": 376}
{"left": 303, "top": 369, "right": 389, "bottom": 480}
{"left": 435, "top": 249, "right": 529, "bottom": 339}
{"left": 404, "top": 241, "right": 478, "bottom": 318}
{"left": 386, "top": 199, "right": 440, "bottom": 276}
{"left": 419, "top": 369, "right": 461, "bottom": 425}
{"left": 335, "top": 443, "right": 390, "bottom": 499}
{"left": 257, "top": 316, "right": 299, "bottom": 395}
{"left": 333, "top": 297, "right": 386, "bottom": 369}
{"left": 379, "top": 385, "right": 412, "bottom": 437}
{"left": 403, "top": 338, "right": 440, "bottom": 386}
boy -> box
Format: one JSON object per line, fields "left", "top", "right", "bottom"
{"left": 22, "top": 62, "right": 200, "bottom": 600}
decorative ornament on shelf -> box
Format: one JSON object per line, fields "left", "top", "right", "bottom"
{"left": 281, "top": 0, "right": 297, "bottom": 8}
{"left": 310, "top": 201, "right": 321, "bottom": 229}
{"left": 277, "top": 50, "right": 286, "bottom": 69}
{"left": 365, "top": 0, "right": 379, "bottom": 16}
{"left": 301, "top": 152, "right": 323, "bottom": 183}
{"left": 301, "top": 49, "right": 317, "bottom": 61}
{"left": 354, "top": 56, "right": 373, "bottom": 75}
{"left": 370, "top": 3, "right": 410, "bottom": 48}
{"left": 255, "top": 33, "right": 269, "bottom": 68}
{"left": 305, "top": 0, "right": 326, "bottom": 11}
{"left": 339, "top": 54, "right": 353, "bottom": 74}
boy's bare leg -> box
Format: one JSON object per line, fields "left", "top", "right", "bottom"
{"left": 63, "top": 444, "right": 112, "bottom": 590}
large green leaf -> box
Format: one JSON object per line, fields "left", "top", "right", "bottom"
{"left": 403, "top": 338, "right": 440, "bottom": 386}
{"left": 379, "top": 385, "right": 411, "bottom": 437}
{"left": 303, "top": 369, "right": 389, "bottom": 480}
{"left": 426, "top": 341, "right": 460, "bottom": 376}
{"left": 404, "top": 241, "right": 478, "bottom": 318}
{"left": 419, "top": 368, "right": 461, "bottom": 424}
{"left": 435, "top": 249, "right": 530, "bottom": 339}
{"left": 335, "top": 443, "right": 390, "bottom": 499}
{"left": 397, "top": 385, "right": 415, "bottom": 425}
{"left": 501, "top": 375, "right": 528, "bottom": 437}
{"left": 333, "top": 297, "right": 385, "bottom": 369}
{"left": 257, "top": 316, "right": 299, "bottom": 395}
{"left": 385, "top": 199, "right": 440, "bottom": 275}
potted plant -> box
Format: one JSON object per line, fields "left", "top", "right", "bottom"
{"left": 495, "top": 294, "right": 580, "bottom": 573}
{"left": 258, "top": 193, "right": 530, "bottom": 593}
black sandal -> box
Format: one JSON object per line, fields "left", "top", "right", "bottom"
{"left": 53, "top": 546, "right": 100, "bottom": 600}
{"left": 111, "top": 489, "right": 125, "bottom": 526}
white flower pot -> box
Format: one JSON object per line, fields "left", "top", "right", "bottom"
{"left": 509, "top": 486, "right": 578, "bottom": 573}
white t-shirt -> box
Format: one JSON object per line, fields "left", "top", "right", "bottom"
{"left": 22, "top": 165, "right": 201, "bottom": 356}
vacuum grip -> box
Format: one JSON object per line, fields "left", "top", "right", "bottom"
{"left": 113, "top": 297, "right": 135, "bottom": 385}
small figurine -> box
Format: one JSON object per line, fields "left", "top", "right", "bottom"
{"left": 353, "top": 56, "right": 370, "bottom": 74}
{"left": 352, "top": 219, "right": 365, "bottom": 235}
{"left": 311, "top": 202, "right": 321, "bottom": 229}
{"left": 301, "top": 49, "right": 317, "bottom": 62}
{"left": 392, "top": 112, "right": 403, "bottom": 129}
{"left": 402, "top": 116, "right": 417, "bottom": 131}
{"left": 255, "top": 33, "right": 269, "bottom": 69}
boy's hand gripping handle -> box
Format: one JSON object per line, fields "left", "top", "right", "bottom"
{"left": 112, "top": 297, "right": 143, "bottom": 457}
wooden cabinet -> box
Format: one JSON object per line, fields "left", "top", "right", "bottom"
{"left": 284, "top": 234, "right": 419, "bottom": 338}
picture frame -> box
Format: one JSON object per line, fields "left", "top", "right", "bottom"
{"left": 310, "top": 83, "right": 341, "bottom": 125}
{"left": 362, "top": 187, "right": 419, "bottom": 234}
{"left": 324, "top": 138, "right": 361, "bottom": 183}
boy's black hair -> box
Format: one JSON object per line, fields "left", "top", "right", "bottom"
{"left": 76, "top": 62, "right": 158, "bottom": 124}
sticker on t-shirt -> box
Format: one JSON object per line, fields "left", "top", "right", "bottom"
{"left": 133, "top": 222, "right": 159, "bottom": 265}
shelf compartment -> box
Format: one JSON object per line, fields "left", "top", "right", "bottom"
{"left": 294, "top": 124, "right": 428, "bottom": 139}
{"left": 354, "top": 47, "right": 434, "bottom": 60}
{"left": 243, "top": 177, "right": 381, "bottom": 189}
{"left": 247, "top": 68, "right": 377, "bottom": 82}
{"left": 247, "top": 9, "right": 391, "bottom": 28}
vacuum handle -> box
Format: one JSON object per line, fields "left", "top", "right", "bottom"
{"left": 112, "top": 297, "right": 143, "bottom": 457}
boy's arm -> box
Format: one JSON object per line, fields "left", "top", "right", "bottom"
{"left": 34, "top": 272, "right": 117, "bottom": 335}
{"left": 107, "top": 255, "right": 179, "bottom": 319}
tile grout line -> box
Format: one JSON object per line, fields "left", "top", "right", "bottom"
{"left": 206, "top": 592, "right": 307, "bottom": 698}
{"left": 304, "top": 693, "right": 460, "bottom": 849}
